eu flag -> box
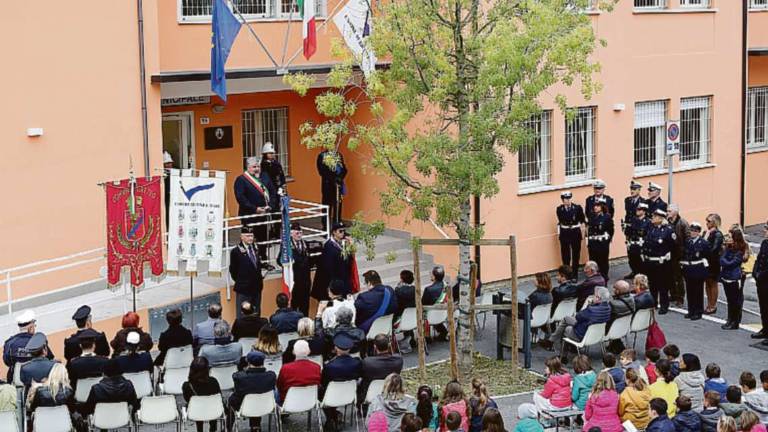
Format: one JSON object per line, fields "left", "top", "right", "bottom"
{"left": 211, "top": 0, "right": 241, "bottom": 102}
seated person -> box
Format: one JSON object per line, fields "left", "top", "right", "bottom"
{"left": 721, "top": 385, "right": 747, "bottom": 419}
{"left": 608, "top": 280, "right": 636, "bottom": 329}
{"left": 239, "top": 325, "right": 282, "bottom": 371}
{"left": 646, "top": 398, "right": 675, "bottom": 432}
{"left": 514, "top": 404, "right": 542, "bottom": 432}
{"left": 154, "top": 308, "right": 193, "bottom": 366}
{"left": 199, "top": 321, "right": 242, "bottom": 367}
{"left": 276, "top": 340, "right": 321, "bottom": 404}
{"left": 269, "top": 293, "right": 303, "bottom": 334}
{"left": 533, "top": 356, "right": 572, "bottom": 412}
{"left": 115, "top": 331, "right": 153, "bottom": 374}
{"left": 360, "top": 334, "right": 404, "bottom": 402}
{"left": 321, "top": 334, "right": 363, "bottom": 428}
{"left": 519, "top": 272, "right": 553, "bottom": 319}
{"left": 64, "top": 305, "right": 110, "bottom": 362}
{"left": 20, "top": 333, "right": 57, "bottom": 387}
{"left": 451, "top": 274, "right": 482, "bottom": 304}
{"left": 551, "top": 265, "right": 578, "bottom": 313}
{"left": 576, "top": 261, "right": 606, "bottom": 311}
{"left": 182, "top": 357, "right": 221, "bottom": 432}
{"left": 633, "top": 274, "right": 655, "bottom": 310}
{"left": 395, "top": 270, "right": 417, "bottom": 317}
{"left": 740, "top": 372, "right": 768, "bottom": 424}
{"left": 67, "top": 336, "right": 109, "bottom": 391}
{"left": 228, "top": 351, "right": 277, "bottom": 431}
{"left": 110, "top": 311, "right": 153, "bottom": 356}
{"left": 422, "top": 266, "right": 447, "bottom": 306}
{"left": 320, "top": 279, "right": 357, "bottom": 330}
{"left": 602, "top": 352, "right": 626, "bottom": 393}
{"left": 282, "top": 317, "right": 324, "bottom": 364}
{"left": 27, "top": 364, "right": 80, "bottom": 430}
{"left": 543, "top": 287, "right": 611, "bottom": 351}
{"left": 699, "top": 391, "right": 725, "bottom": 432}
{"left": 672, "top": 395, "right": 701, "bottom": 432}
{"left": 231, "top": 301, "right": 268, "bottom": 342}
{"left": 355, "top": 270, "right": 398, "bottom": 334}
{"left": 704, "top": 363, "right": 728, "bottom": 402}
{"left": 82, "top": 358, "right": 139, "bottom": 417}
{"left": 192, "top": 304, "right": 224, "bottom": 349}
{"left": 322, "top": 307, "right": 366, "bottom": 360}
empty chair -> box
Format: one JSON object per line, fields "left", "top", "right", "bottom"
{"left": 280, "top": 385, "right": 319, "bottom": 430}
{"left": 630, "top": 308, "right": 653, "bottom": 349}
{"left": 184, "top": 394, "right": 225, "bottom": 431}
{"left": 0, "top": 410, "right": 18, "bottom": 432}
{"left": 603, "top": 315, "right": 632, "bottom": 345}
{"left": 365, "top": 379, "right": 385, "bottom": 404}
{"left": 32, "top": 405, "right": 72, "bottom": 432}
{"left": 366, "top": 314, "right": 394, "bottom": 340}
{"left": 74, "top": 377, "right": 102, "bottom": 403}
{"left": 561, "top": 322, "right": 607, "bottom": 357}
{"left": 278, "top": 332, "right": 300, "bottom": 350}
{"left": 235, "top": 392, "right": 280, "bottom": 432}
{"left": 136, "top": 395, "right": 180, "bottom": 432}
{"left": 124, "top": 371, "right": 154, "bottom": 399}
{"left": 91, "top": 402, "right": 132, "bottom": 431}
{"left": 475, "top": 292, "right": 494, "bottom": 331}
{"left": 209, "top": 364, "right": 238, "bottom": 391}
{"left": 320, "top": 380, "right": 358, "bottom": 429}
{"left": 160, "top": 367, "right": 189, "bottom": 395}
{"left": 163, "top": 345, "right": 194, "bottom": 369}
{"left": 549, "top": 298, "right": 578, "bottom": 324}
{"left": 238, "top": 337, "right": 258, "bottom": 354}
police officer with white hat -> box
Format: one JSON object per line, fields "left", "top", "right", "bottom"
{"left": 646, "top": 182, "right": 667, "bottom": 216}
{"left": 586, "top": 197, "right": 614, "bottom": 280}
{"left": 556, "top": 191, "right": 586, "bottom": 277}
{"left": 681, "top": 222, "right": 709, "bottom": 320}
{"left": 2, "top": 310, "right": 54, "bottom": 382}
{"left": 260, "top": 142, "right": 287, "bottom": 197}
{"left": 586, "top": 179, "right": 615, "bottom": 223}
{"left": 642, "top": 208, "right": 676, "bottom": 314}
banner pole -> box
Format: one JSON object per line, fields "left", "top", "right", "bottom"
{"left": 132, "top": 285, "right": 137, "bottom": 312}
{"left": 189, "top": 274, "right": 195, "bottom": 329}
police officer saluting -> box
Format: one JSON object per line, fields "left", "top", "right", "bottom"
{"left": 680, "top": 222, "right": 709, "bottom": 321}
{"left": 625, "top": 202, "right": 650, "bottom": 279}
{"left": 587, "top": 197, "right": 614, "bottom": 281}
{"left": 642, "top": 208, "right": 677, "bottom": 314}
{"left": 64, "top": 305, "right": 110, "bottom": 362}
{"left": 586, "top": 179, "right": 615, "bottom": 223}
{"left": 556, "top": 191, "right": 586, "bottom": 278}
{"left": 646, "top": 182, "right": 667, "bottom": 215}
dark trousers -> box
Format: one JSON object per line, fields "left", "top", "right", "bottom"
{"left": 236, "top": 291, "right": 263, "bottom": 319}
{"left": 588, "top": 246, "right": 610, "bottom": 281}
{"left": 560, "top": 239, "right": 581, "bottom": 277}
{"left": 722, "top": 280, "right": 743, "bottom": 325}
{"left": 195, "top": 420, "right": 217, "bottom": 432}
{"left": 758, "top": 281, "right": 768, "bottom": 332}
{"left": 243, "top": 216, "right": 270, "bottom": 260}
{"left": 647, "top": 262, "right": 672, "bottom": 311}
{"left": 685, "top": 277, "right": 705, "bottom": 317}
{"left": 627, "top": 250, "right": 643, "bottom": 275}
{"left": 290, "top": 282, "right": 311, "bottom": 317}
{"left": 670, "top": 256, "right": 686, "bottom": 303}
{"left": 322, "top": 191, "right": 342, "bottom": 231}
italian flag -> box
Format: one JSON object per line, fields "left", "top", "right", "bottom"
{"left": 298, "top": 0, "right": 316, "bottom": 59}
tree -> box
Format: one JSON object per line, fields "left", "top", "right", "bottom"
{"left": 286, "top": 0, "right": 608, "bottom": 376}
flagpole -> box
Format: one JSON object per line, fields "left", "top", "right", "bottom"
{"left": 280, "top": 0, "right": 296, "bottom": 67}
{"left": 281, "top": 0, "right": 349, "bottom": 70}
{"left": 230, "top": 1, "right": 280, "bottom": 68}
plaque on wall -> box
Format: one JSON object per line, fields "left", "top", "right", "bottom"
{"left": 148, "top": 291, "right": 222, "bottom": 340}
{"left": 204, "top": 126, "right": 233, "bottom": 150}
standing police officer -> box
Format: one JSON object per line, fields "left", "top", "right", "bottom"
{"left": 646, "top": 182, "right": 667, "bottom": 215}
{"left": 556, "top": 191, "right": 586, "bottom": 278}
{"left": 623, "top": 181, "right": 644, "bottom": 234}
{"left": 625, "top": 202, "right": 650, "bottom": 279}
{"left": 680, "top": 222, "right": 709, "bottom": 321}
{"left": 586, "top": 179, "right": 615, "bottom": 223}
{"left": 751, "top": 221, "right": 768, "bottom": 343}
{"left": 642, "top": 209, "right": 677, "bottom": 314}
{"left": 587, "top": 197, "right": 614, "bottom": 281}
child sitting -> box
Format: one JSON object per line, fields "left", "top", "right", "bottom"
{"left": 447, "top": 411, "right": 465, "bottom": 432}
{"left": 620, "top": 349, "right": 649, "bottom": 384}
{"left": 603, "top": 352, "right": 626, "bottom": 393}
{"left": 514, "top": 403, "right": 544, "bottom": 432}
{"left": 645, "top": 348, "right": 661, "bottom": 385}
{"left": 674, "top": 353, "right": 705, "bottom": 411}
{"left": 738, "top": 411, "right": 767, "bottom": 432}
{"left": 662, "top": 344, "right": 681, "bottom": 379}
{"left": 417, "top": 385, "right": 439, "bottom": 431}
{"left": 646, "top": 398, "right": 675, "bottom": 432}
{"left": 672, "top": 395, "right": 701, "bottom": 432}
{"left": 699, "top": 391, "right": 725, "bottom": 432}
{"left": 533, "top": 356, "right": 573, "bottom": 412}
{"left": 721, "top": 385, "right": 747, "bottom": 420}
{"left": 572, "top": 355, "right": 597, "bottom": 411}
{"left": 704, "top": 363, "right": 728, "bottom": 402}
{"left": 740, "top": 372, "right": 768, "bottom": 425}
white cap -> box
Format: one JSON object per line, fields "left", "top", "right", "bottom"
{"left": 163, "top": 151, "right": 173, "bottom": 164}
{"left": 16, "top": 310, "right": 36, "bottom": 326}
{"left": 648, "top": 182, "right": 662, "bottom": 191}
{"left": 126, "top": 331, "right": 141, "bottom": 345}
{"left": 593, "top": 179, "right": 606, "bottom": 188}
{"left": 261, "top": 142, "right": 276, "bottom": 154}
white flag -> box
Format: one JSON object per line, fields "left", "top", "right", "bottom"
{"left": 333, "top": 0, "right": 377, "bottom": 78}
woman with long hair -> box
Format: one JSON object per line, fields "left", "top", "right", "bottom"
{"left": 674, "top": 353, "right": 705, "bottom": 410}
{"left": 254, "top": 325, "right": 281, "bottom": 356}
{"left": 619, "top": 368, "right": 651, "bottom": 429}
{"left": 704, "top": 213, "right": 724, "bottom": 315}
{"left": 533, "top": 356, "right": 572, "bottom": 412}
{"left": 439, "top": 381, "right": 470, "bottom": 432}
{"left": 416, "top": 385, "right": 439, "bottom": 431}
{"left": 649, "top": 359, "right": 679, "bottom": 417}
{"left": 367, "top": 373, "right": 417, "bottom": 432}
{"left": 583, "top": 371, "right": 622, "bottom": 432}
{"left": 721, "top": 230, "right": 749, "bottom": 330}
{"left": 717, "top": 416, "right": 738, "bottom": 432}
{"left": 27, "top": 363, "right": 84, "bottom": 431}
{"left": 182, "top": 357, "right": 222, "bottom": 432}
{"left": 469, "top": 378, "right": 498, "bottom": 432}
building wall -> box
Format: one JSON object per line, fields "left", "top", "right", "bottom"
{"left": 746, "top": 55, "right": 768, "bottom": 225}
{"left": 748, "top": 9, "right": 768, "bottom": 49}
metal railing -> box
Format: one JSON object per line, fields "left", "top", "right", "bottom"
{"left": 0, "top": 199, "right": 329, "bottom": 317}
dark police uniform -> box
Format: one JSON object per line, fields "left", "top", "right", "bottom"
{"left": 229, "top": 235, "right": 265, "bottom": 316}
{"left": 752, "top": 237, "right": 768, "bottom": 338}
{"left": 586, "top": 194, "right": 615, "bottom": 223}
{"left": 19, "top": 333, "right": 56, "bottom": 387}
{"left": 3, "top": 332, "right": 54, "bottom": 383}
{"left": 646, "top": 197, "right": 668, "bottom": 216}
{"left": 63, "top": 305, "right": 110, "bottom": 362}
{"left": 625, "top": 210, "right": 650, "bottom": 277}
{"left": 556, "top": 199, "right": 586, "bottom": 276}
{"left": 642, "top": 218, "right": 677, "bottom": 313}
{"left": 311, "top": 232, "right": 351, "bottom": 301}
{"left": 622, "top": 182, "right": 644, "bottom": 235}
{"left": 317, "top": 150, "right": 347, "bottom": 229}
{"left": 587, "top": 208, "right": 614, "bottom": 280}
{"left": 277, "top": 231, "right": 318, "bottom": 317}
{"left": 680, "top": 231, "right": 710, "bottom": 320}
{"left": 234, "top": 171, "right": 276, "bottom": 260}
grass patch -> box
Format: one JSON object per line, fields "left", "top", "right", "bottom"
{"left": 401, "top": 354, "right": 541, "bottom": 397}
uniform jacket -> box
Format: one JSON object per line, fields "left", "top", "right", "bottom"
{"left": 624, "top": 196, "right": 645, "bottom": 231}
{"left": 422, "top": 281, "right": 446, "bottom": 306}
{"left": 668, "top": 215, "right": 690, "bottom": 257}
{"left": 3, "top": 332, "right": 54, "bottom": 381}
{"left": 576, "top": 273, "right": 606, "bottom": 310}
{"left": 646, "top": 415, "right": 676, "bottom": 432}
{"left": 229, "top": 367, "right": 276, "bottom": 411}
{"left": 682, "top": 236, "right": 711, "bottom": 280}
{"left": 321, "top": 354, "right": 362, "bottom": 388}
{"left": 643, "top": 223, "right": 676, "bottom": 260}
{"left": 115, "top": 352, "right": 153, "bottom": 374}
{"left": 155, "top": 324, "right": 193, "bottom": 366}
{"left": 322, "top": 324, "right": 366, "bottom": 358}
{"left": 753, "top": 239, "right": 768, "bottom": 285}
{"left": 698, "top": 408, "right": 724, "bottom": 432}
{"left": 311, "top": 238, "right": 352, "bottom": 300}
{"left": 261, "top": 157, "right": 286, "bottom": 191}
{"left": 234, "top": 172, "right": 275, "bottom": 216}
{"left": 674, "top": 370, "right": 705, "bottom": 411}
{"left": 583, "top": 390, "right": 623, "bottom": 432}
{"left": 619, "top": 387, "right": 651, "bottom": 429}
{"left": 672, "top": 410, "right": 701, "bottom": 432}
{"left": 277, "top": 239, "right": 315, "bottom": 307}
{"left": 573, "top": 302, "right": 611, "bottom": 340}
{"left": 276, "top": 358, "right": 321, "bottom": 402}
{"left": 82, "top": 376, "right": 139, "bottom": 416}
{"left": 270, "top": 308, "right": 304, "bottom": 334}
{"left": 360, "top": 354, "right": 403, "bottom": 400}
{"left": 646, "top": 197, "right": 668, "bottom": 216}
{"left": 627, "top": 217, "right": 651, "bottom": 253}
{"left": 539, "top": 373, "right": 572, "bottom": 408}
{"left": 719, "top": 248, "right": 744, "bottom": 282}
{"left": 199, "top": 341, "right": 243, "bottom": 366}
{"left": 572, "top": 371, "right": 597, "bottom": 410}
{"left": 556, "top": 204, "right": 585, "bottom": 241}
{"left": 67, "top": 354, "right": 109, "bottom": 389}
{"left": 587, "top": 213, "right": 614, "bottom": 252}
{"left": 704, "top": 229, "right": 724, "bottom": 277}
{"left": 110, "top": 327, "right": 153, "bottom": 355}
{"left": 356, "top": 285, "right": 398, "bottom": 333}
{"left": 28, "top": 385, "right": 75, "bottom": 413}
{"left": 232, "top": 315, "right": 268, "bottom": 341}
{"left": 229, "top": 243, "right": 263, "bottom": 298}
{"left": 317, "top": 151, "right": 347, "bottom": 198}
{"left": 586, "top": 194, "right": 615, "bottom": 222}
{"left": 20, "top": 357, "right": 56, "bottom": 386}
{"left": 64, "top": 328, "right": 110, "bottom": 362}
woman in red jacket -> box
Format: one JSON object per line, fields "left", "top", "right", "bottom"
{"left": 533, "top": 356, "right": 573, "bottom": 412}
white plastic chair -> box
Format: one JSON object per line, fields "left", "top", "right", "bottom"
{"left": 278, "top": 332, "right": 300, "bottom": 351}
{"left": 33, "top": 405, "right": 72, "bottom": 432}
{"left": 529, "top": 303, "right": 553, "bottom": 343}
{"left": 398, "top": 308, "right": 418, "bottom": 333}
{"left": 603, "top": 315, "right": 632, "bottom": 345}
{"left": 238, "top": 337, "right": 258, "bottom": 354}
{"left": 74, "top": 376, "right": 102, "bottom": 403}
{"left": 91, "top": 402, "right": 132, "bottom": 430}
{"left": 549, "top": 298, "right": 578, "bottom": 324}
{"left": 630, "top": 308, "right": 653, "bottom": 349}
{"left": 280, "top": 385, "right": 320, "bottom": 431}
{"left": 163, "top": 345, "right": 194, "bottom": 369}
{"left": 308, "top": 355, "right": 324, "bottom": 368}
{"left": 265, "top": 358, "right": 283, "bottom": 377}
{"left": 210, "top": 364, "right": 237, "bottom": 391}
{"left": 124, "top": 371, "right": 154, "bottom": 399}
{"left": 321, "top": 380, "right": 358, "bottom": 430}
{"left": 13, "top": 361, "right": 27, "bottom": 387}
{"left": 364, "top": 379, "right": 385, "bottom": 404}
{"left": 160, "top": 367, "right": 189, "bottom": 395}
{"left": 0, "top": 410, "right": 19, "bottom": 432}
{"left": 184, "top": 394, "right": 225, "bottom": 431}
{"left": 235, "top": 392, "right": 280, "bottom": 432}
{"left": 426, "top": 309, "right": 448, "bottom": 338}
{"left": 562, "top": 322, "right": 607, "bottom": 357}
{"left": 476, "top": 292, "right": 494, "bottom": 330}
{"left": 137, "top": 395, "right": 180, "bottom": 432}
{"left": 367, "top": 314, "right": 394, "bottom": 340}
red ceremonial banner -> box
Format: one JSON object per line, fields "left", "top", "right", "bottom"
{"left": 106, "top": 177, "right": 164, "bottom": 287}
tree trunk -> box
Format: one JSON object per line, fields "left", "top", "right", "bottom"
{"left": 457, "top": 199, "right": 474, "bottom": 378}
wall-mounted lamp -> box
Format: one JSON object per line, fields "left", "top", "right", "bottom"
{"left": 612, "top": 103, "right": 625, "bottom": 112}
{"left": 212, "top": 105, "right": 225, "bottom": 114}
{"left": 27, "top": 128, "right": 44, "bottom": 137}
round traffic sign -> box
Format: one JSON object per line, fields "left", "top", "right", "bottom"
{"left": 667, "top": 123, "right": 680, "bottom": 142}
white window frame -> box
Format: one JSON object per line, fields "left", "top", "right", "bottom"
{"left": 242, "top": 107, "right": 291, "bottom": 175}
{"left": 750, "top": 0, "right": 768, "bottom": 10}
{"left": 680, "top": 0, "right": 709, "bottom": 8}
{"left": 178, "top": 0, "right": 325, "bottom": 23}
{"left": 679, "top": 96, "right": 712, "bottom": 166}
{"left": 634, "top": 0, "right": 666, "bottom": 9}
{"left": 518, "top": 111, "right": 552, "bottom": 189}
{"left": 634, "top": 100, "right": 668, "bottom": 173}
{"left": 747, "top": 87, "right": 768, "bottom": 150}
{"left": 564, "top": 107, "right": 597, "bottom": 183}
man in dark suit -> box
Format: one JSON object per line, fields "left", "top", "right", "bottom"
{"left": 317, "top": 149, "right": 347, "bottom": 230}
{"left": 230, "top": 226, "right": 266, "bottom": 317}
{"left": 20, "top": 333, "right": 57, "bottom": 386}
{"left": 227, "top": 351, "right": 277, "bottom": 431}
{"left": 234, "top": 156, "right": 277, "bottom": 260}
{"left": 68, "top": 336, "right": 109, "bottom": 391}
{"left": 311, "top": 223, "right": 352, "bottom": 301}
{"left": 278, "top": 223, "right": 316, "bottom": 316}
{"left": 355, "top": 270, "right": 398, "bottom": 334}
{"left": 270, "top": 293, "right": 304, "bottom": 333}
{"left": 232, "top": 301, "right": 268, "bottom": 341}
{"left": 585, "top": 179, "right": 615, "bottom": 223}
{"left": 154, "top": 308, "right": 193, "bottom": 366}
{"left": 321, "top": 334, "right": 362, "bottom": 430}
{"left": 64, "top": 305, "right": 110, "bottom": 362}
{"left": 82, "top": 358, "right": 139, "bottom": 417}
{"left": 359, "top": 334, "right": 403, "bottom": 402}
{"left": 422, "top": 266, "right": 446, "bottom": 306}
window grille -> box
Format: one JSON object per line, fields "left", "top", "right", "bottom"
{"left": 750, "top": 0, "right": 768, "bottom": 9}
{"left": 518, "top": 111, "right": 552, "bottom": 188}
{"left": 634, "top": 0, "right": 665, "bottom": 8}
{"left": 634, "top": 100, "right": 667, "bottom": 172}
{"left": 680, "top": 96, "right": 711, "bottom": 166}
{"left": 680, "top": 0, "right": 708, "bottom": 6}
{"left": 242, "top": 107, "right": 291, "bottom": 175}
{"left": 179, "top": 0, "right": 324, "bottom": 21}
{"left": 748, "top": 87, "right": 768, "bottom": 150}
{"left": 565, "top": 107, "right": 596, "bottom": 182}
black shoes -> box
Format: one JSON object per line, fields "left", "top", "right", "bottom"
{"left": 721, "top": 321, "right": 739, "bottom": 330}
{"left": 751, "top": 330, "right": 768, "bottom": 339}
{"left": 658, "top": 308, "right": 669, "bottom": 315}
{"left": 689, "top": 314, "right": 702, "bottom": 321}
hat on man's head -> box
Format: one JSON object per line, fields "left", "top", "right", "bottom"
{"left": 72, "top": 305, "right": 91, "bottom": 321}
{"left": 331, "top": 222, "right": 346, "bottom": 232}
{"left": 653, "top": 209, "right": 667, "bottom": 217}
{"left": 593, "top": 179, "right": 606, "bottom": 189}
{"left": 690, "top": 221, "right": 703, "bottom": 231}
{"left": 630, "top": 180, "right": 642, "bottom": 190}
{"left": 241, "top": 226, "right": 254, "bottom": 235}
{"left": 594, "top": 197, "right": 607, "bottom": 205}
{"left": 333, "top": 333, "right": 355, "bottom": 351}
{"left": 24, "top": 333, "right": 47, "bottom": 354}
{"left": 648, "top": 182, "right": 662, "bottom": 192}
{"left": 16, "top": 310, "right": 36, "bottom": 327}
{"left": 246, "top": 350, "right": 266, "bottom": 366}
{"left": 290, "top": 222, "right": 302, "bottom": 231}
{"left": 126, "top": 331, "right": 141, "bottom": 345}
{"left": 261, "top": 142, "right": 276, "bottom": 154}
{"left": 561, "top": 191, "right": 573, "bottom": 200}
{"left": 637, "top": 202, "right": 649, "bottom": 211}
{"left": 163, "top": 151, "right": 173, "bottom": 164}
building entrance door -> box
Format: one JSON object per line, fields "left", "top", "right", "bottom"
{"left": 162, "top": 112, "right": 194, "bottom": 169}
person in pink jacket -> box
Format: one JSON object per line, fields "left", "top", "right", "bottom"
{"left": 439, "top": 381, "right": 470, "bottom": 432}
{"left": 534, "top": 356, "right": 574, "bottom": 412}
{"left": 583, "top": 371, "right": 623, "bottom": 432}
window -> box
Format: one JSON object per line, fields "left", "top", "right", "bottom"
{"left": 679, "top": 96, "right": 712, "bottom": 166}
{"left": 242, "top": 107, "right": 290, "bottom": 174}
{"left": 565, "top": 107, "right": 596, "bottom": 182}
{"left": 634, "top": 100, "right": 668, "bottom": 172}
{"left": 750, "top": 0, "right": 768, "bottom": 9}
{"left": 518, "top": 111, "right": 552, "bottom": 188}
{"left": 179, "top": 0, "right": 324, "bottom": 22}
{"left": 680, "top": 0, "right": 708, "bottom": 7}
{"left": 634, "top": 0, "right": 665, "bottom": 8}
{"left": 747, "top": 87, "right": 768, "bottom": 150}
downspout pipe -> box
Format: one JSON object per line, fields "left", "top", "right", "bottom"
{"left": 474, "top": 194, "right": 481, "bottom": 280}
{"left": 740, "top": 0, "right": 748, "bottom": 227}
{"left": 138, "top": 0, "right": 151, "bottom": 177}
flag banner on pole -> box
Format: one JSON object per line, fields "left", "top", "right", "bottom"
{"left": 167, "top": 169, "right": 226, "bottom": 275}
{"left": 211, "top": 0, "right": 242, "bottom": 102}
{"left": 298, "top": 0, "right": 317, "bottom": 59}
{"left": 106, "top": 176, "right": 164, "bottom": 288}
{"left": 333, "top": 0, "right": 377, "bottom": 77}
{"left": 279, "top": 195, "right": 294, "bottom": 296}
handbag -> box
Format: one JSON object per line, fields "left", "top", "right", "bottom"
{"left": 645, "top": 311, "right": 667, "bottom": 350}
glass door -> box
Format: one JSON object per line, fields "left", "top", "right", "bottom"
{"left": 162, "top": 113, "right": 194, "bottom": 169}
